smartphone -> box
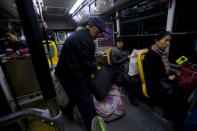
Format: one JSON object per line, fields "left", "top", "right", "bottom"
{"left": 176, "top": 56, "right": 188, "bottom": 65}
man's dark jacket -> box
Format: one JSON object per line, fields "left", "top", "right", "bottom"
{"left": 55, "top": 29, "right": 97, "bottom": 83}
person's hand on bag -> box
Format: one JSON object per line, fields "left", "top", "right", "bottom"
{"left": 168, "top": 74, "right": 177, "bottom": 80}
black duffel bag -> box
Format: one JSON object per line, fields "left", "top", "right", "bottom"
{"left": 90, "top": 65, "right": 118, "bottom": 101}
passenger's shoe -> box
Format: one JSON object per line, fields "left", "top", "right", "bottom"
{"left": 129, "top": 96, "right": 138, "bottom": 106}
{"left": 163, "top": 111, "right": 172, "bottom": 120}
{"left": 60, "top": 106, "right": 74, "bottom": 120}
{"left": 91, "top": 116, "right": 107, "bottom": 131}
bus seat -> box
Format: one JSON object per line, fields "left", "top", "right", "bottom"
{"left": 42, "top": 40, "right": 58, "bottom": 65}
{"left": 106, "top": 48, "right": 112, "bottom": 65}
{"left": 137, "top": 49, "right": 149, "bottom": 98}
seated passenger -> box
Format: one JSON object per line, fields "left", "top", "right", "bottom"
{"left": 143, "top": 31, "right": 188, "bottom": 130}
{"left": 4, "top": 29, "right": 29, "bottom": 56}
{"left": 111, "top": 38, "right": 138, "bottom": 105}
{"left": 111, "top": 37, "right": 130, "bottom": 67}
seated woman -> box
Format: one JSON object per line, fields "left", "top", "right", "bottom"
{"left": 143, "top": 31, "right": 188, "bottom": 130}
{"left": 111, "top": 38, "right": 139, "bottom": 105}
{"left": 111, "top": 37, "right": 130, "bottom": 67}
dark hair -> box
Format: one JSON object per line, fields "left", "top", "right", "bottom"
{"left": 115, "top": 37, "right": 124, "bottom": 47}
{"left": 156, "top": 31, "right": 171, "bottom": 41}
{"left": 4, "top": 29, "right": 17, "bottom": 35}
{"left": 115, "top": 37, "right": 124, "bottom": 43}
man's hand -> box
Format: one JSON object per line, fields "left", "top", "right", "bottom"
{"left": 91, "top": 74, "right": 95, "bottom": 78}
{"left": 96, "top": 66, "right": 101, "bottom": 70}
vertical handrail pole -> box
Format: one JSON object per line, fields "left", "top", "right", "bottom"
{"left": 15, "top": 0, "right": 59, "bottom": 117}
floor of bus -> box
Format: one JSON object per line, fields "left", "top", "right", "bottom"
{"left": 26, "top": 96, "right": 174, "bottom": 131}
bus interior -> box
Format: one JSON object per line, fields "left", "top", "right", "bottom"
{"left": 0, "top": 0, "right": 197, "bottom": 131}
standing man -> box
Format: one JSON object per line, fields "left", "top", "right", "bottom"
{"left": 39, "top": 21, "right": 55, "bottom": 41}
{"left": 55, "top": 17, "right": 108, "bottom": 131}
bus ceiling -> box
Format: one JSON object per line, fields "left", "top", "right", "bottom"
{"left": 0, "top": 0, "right": 78, "bottom": 29}
{"left": 70, "top": 0, "right": 142, "bottom": 24}
{"left": 1, "top": 0, "right": 159, "bottom": 27}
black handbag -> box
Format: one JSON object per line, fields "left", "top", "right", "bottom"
{"left": 90, "top": 65, "right": 118, "bottom": 101}
{"left": 160, "top": 78, "right": 176, "bottom": 95}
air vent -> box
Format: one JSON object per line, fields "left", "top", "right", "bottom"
{"left": 46, "top": 6, "right": 68, "bottom": 16}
